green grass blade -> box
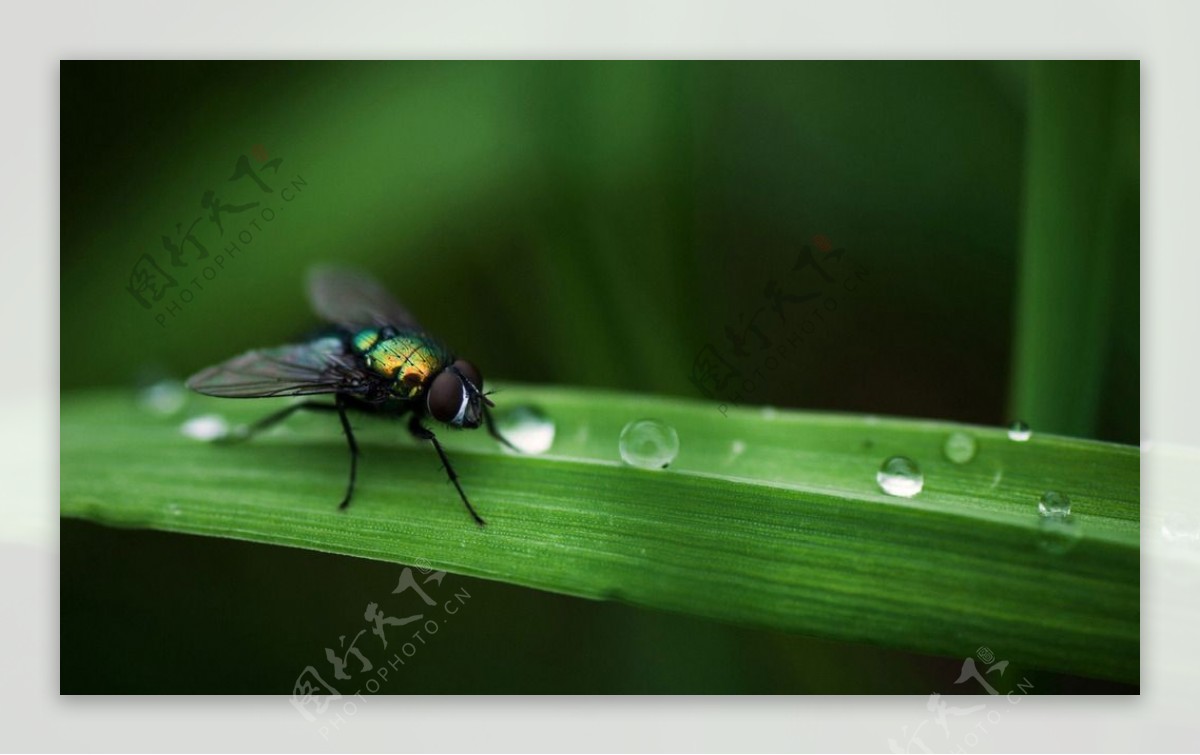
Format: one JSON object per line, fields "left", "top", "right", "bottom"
{"left": 1010, "top": 60, "right": 1140, "bottom": 438}
{"left": 61, "top": 385, "right": 1138, "bottom": 682}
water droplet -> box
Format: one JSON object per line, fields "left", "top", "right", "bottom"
{"left": 494, "top": 405, "right": 555, "bottom": 454}
{"left": 1008, "top": 421, "right": 1032, "bottom": 442}
{"left": 876, "top": 456, "right": 923, "bottom": 498}
{"left": 1036, "top": 491, "right": 1079, "bottom": 553}
{"left": 760, "top": 406, "right": 778, "bottom": 420}
{"left": 943, "top": 431, "right": 977, "bottom": 464}
{"left": 180, "top": 414, "right": 229, "bottom": 441}
{"left": 1038, "top": 491, "right": 1071, "bottom": 517}
{"left": 138, "top": 380, "right": 186, "bottom": 416}
{"left": 165, "top": 503, "right": 183, "bottom": 517}
{"left": 619, "top": 419, "right": 679, "bottom": 469}
{"left": 1038, "top": 516, "right": 1082, "bottom": 554}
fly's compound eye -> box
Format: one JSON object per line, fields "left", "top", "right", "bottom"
{"left": 453, "top": 359, "right": 483, "bottom": 392}
{"left": 427, "top": 370, "right": 467, "bottom": 424}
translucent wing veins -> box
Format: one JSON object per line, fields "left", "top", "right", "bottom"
{"left": 307, "top": 265, "right": 423, "bottom": 332}
{"left": 185, "top": 337, "right": 375, "bottom": 398}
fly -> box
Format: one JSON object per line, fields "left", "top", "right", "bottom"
{"left": 185, "top": 265, "right": 517, "bottom": 526}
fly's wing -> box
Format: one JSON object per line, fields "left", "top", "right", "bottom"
{"left": 186, "top": 337, "right": 375, "bottom": 398}
{"left": 307, "top": 265, "right": 423, "bottom": 332}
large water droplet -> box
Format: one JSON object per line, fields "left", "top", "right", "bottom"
{"left": 1038, "top": 491, "right": 1071, "bottom": 517}
{"left": 1008, "top": 420, "right": 1032, "bottom": 442}
{"left": 494, "top": 405, "right": 555, "bottom": 455}
{"left": 139, "top": 379, "right": 186, "bottom": 416}
{"left": 181, "top": 414, "right": 229, "bottom": 441}
{"left": 619, "top": 419, "right": 679, "bottom": 469}
{"left": 876, "top": 456, "right": 923, "bottom": 498}
{"left": 943, "top": 432, "right": 977, "bottom": 464}
{"left": 1036, "top": 491, "right": 1080, "bottom": 554}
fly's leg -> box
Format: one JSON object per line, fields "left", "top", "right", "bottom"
{"left": 335, "top": 394, "right": 359, "bottom": 510}
{"left": 217, "top": 400, "right": 340, "bottom": 444}
{"left": 408, "top": 415, "right": 486, "bottom": 526}
{"left": 482, "top": 404, "right": 521, "bottom": 454}
{"left": 217, "top": 397, "right": 360, "bottom": 511}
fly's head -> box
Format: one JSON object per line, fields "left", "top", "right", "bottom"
{"left": 426, "top": 359, "right": 491, "bottom": 429}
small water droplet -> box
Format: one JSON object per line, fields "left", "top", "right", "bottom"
{"left": 876, "top": 456, "right": 923, "bottom": 498}
{"left": 1038, "top": 515, "right": 1082, "bottom": 554}
{"left": 760, "top": 406, "right": 778, "bottom": 420}
{"left": 165, "top": 503, "right": 182, "bottom": 517}
{"left": 1038, "top": 491, "right": 1071, "bottom": 517}
{"left": 1008, "top": 420, "right": 1032, "bottom": 442}
{"left": 494, "top": 405, "right": 555, "bottom": 454}
{"left": 943, "top": 432, "right": 977, "bottom": 464}
{"left": 138, "top": 380, "right": 186, "bottom": 416}
{"left": 181, "top": 414, "right": 230, "bottom": 441}
{"left": 1036, "top": 491, "right": 1079, "bottom": 553}
{"left": 619, "top": 419, "right": 679, "bottom": 470}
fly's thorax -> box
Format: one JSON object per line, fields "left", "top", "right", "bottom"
{"left": 351, "top": 328, "right": 449, "bottom": 399}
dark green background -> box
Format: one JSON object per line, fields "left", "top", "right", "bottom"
{"left": 60, "top": 61, "right": 1138, "bottom": 693}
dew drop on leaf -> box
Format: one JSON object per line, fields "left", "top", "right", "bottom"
{"left": 1037, "top": 491, "right": 1080, "bottom": 554}
{"left": 494, "top": 405, "right": 555, "bottom": 455}
{"left": 619, "top": 419, "right": 679, "bottom": 469}
{"left": 1038, "top": 491, "right": 1071, "bottom": 517}
{"left": 876, "top": 456, "right": 923, "bottom": 498}
{"left": 943, "top": 431, "right": 977, "bottom": 464}
{"left": 138, "top": 380, "right": 186, "bottom": 416}
{"left": 1008, "top": 420, "right": 1032, "bottom": 442}
{"left": 180, "top": 414, "right": 230, "bottom": 442}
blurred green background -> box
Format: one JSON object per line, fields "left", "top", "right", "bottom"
{"left": 60, "top": 61, "right": 1138, "bottom": 693}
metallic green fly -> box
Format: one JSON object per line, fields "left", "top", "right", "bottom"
{"left": 186, "top": 266, "right": 516, "bottom": 525}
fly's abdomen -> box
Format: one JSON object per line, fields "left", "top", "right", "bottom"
{"left": 352, "top": 329, "right": 448, "bottom": 398}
